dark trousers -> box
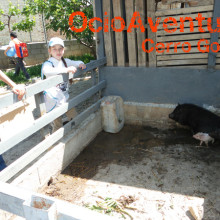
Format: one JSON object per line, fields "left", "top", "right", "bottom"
{"left": 0, "top": 155, "right": 6, "bottom": 171}
{"left": 15, "top": 57, "right": 30, "bottom": 80}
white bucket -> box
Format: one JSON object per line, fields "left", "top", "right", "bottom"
{"left": 101, "top": 96, "right": 124, "bottom": 133}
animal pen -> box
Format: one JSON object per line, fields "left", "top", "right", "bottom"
{"left": 0, "top": 0, "right": 220, "bottom": 219}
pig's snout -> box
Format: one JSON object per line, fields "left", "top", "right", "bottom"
{"left": 169, "top": 113, "right": 174, "bottom": 119}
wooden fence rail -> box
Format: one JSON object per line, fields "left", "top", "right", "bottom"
{"left": 0, "top": 57, "right": 106, "bottom": 110}
{"left": 0, "top": 81, "right": 106, "bottom": 154}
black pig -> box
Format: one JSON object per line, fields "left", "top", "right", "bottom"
{"left": 169, "top": 103, "right": 220, "bottom": 137}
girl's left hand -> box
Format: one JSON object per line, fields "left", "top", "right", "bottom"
{"left": 79, "top": 63, "right": 87, "bottom": 70}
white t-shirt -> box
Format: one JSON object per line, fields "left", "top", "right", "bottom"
{"left": 9, "top": 38, "right": 18, "bottom": 58}
{"left": 42, "top": 56, "right": 84, "bottom": 92}
{"left": 41, "top": 57, "right": 84, "bottom": 112}
{"left": 42, "top": 57, "right": 84, "bottom": 78}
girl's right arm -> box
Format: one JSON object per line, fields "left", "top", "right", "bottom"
{"left": 42, "top": 62, "right": 68, "bottom": 77}
{"left": 42, "top": 61, "right": 78, "bottom": 78}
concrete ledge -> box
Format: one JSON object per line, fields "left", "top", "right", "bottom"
{"left": 124, "top": 102, "right": 178, "bottom": 128}
{"left": 11, "top": 110, "right": 102, "bottom": 191}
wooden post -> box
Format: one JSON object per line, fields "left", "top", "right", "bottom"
{"left": 147, "top": 0, "right": 157, "bottom": 67}
{"left": 125, "top": 0, "right": 137, "bottom": 66}
{"left": 112, "top": 0, "right": 126, "bottom": 66}
{"left": 208, "top": 0, "right": 220, "bottom": 69}
{"left": 136, "top": 0, "right": 147, "bottom": 67}
{"left": 102, "top": 0, "right": 115, "bottom": 66}
{"left": 91, "top": 69, "right": 96, "bottom": 86}
{"left": 34, "top": 92, "right": 50, "bottom": 139}
{"left": 93, "top": 0, "right": 105, "bottom": 59}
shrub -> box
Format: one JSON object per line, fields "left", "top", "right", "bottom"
{"left": 66, "top": 54, "right": 95, "bottom": 64}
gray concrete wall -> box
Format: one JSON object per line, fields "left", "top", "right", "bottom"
{"left": 100, "top": 66, "right": 220, "bottom": 107}
{"left": 123, "top": 102, "right": 176, "bottom": 128}
{"left": 0, "top": 40, "right": 93, "bottom": 69}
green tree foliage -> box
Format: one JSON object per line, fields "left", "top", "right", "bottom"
{"left": 0, "top": 2, "right": 35, "bottom": 33}
{"left": 24, "top": 0, "right": 95, "bottom": 56}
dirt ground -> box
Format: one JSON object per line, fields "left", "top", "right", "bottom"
{"left": 39, "top": 125, "right": 220, "bottom": 220}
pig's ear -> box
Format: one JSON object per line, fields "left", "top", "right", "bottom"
{"left": 177, "top": 103, "right": 180, "bottom": 106}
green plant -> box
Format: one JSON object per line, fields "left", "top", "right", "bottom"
{"left": 84, "top": 197, "right": 133, "bottom": 219}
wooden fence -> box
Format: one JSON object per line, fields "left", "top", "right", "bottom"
{"left": 0, "top": 58, "right": 106, "bottom": 182}
{"left": 102, "top": 0, "right": 219, "bottom": 68}
{"left": 0, "top": 58, "right": 109, "bottom": 219}
{"left": 156, "top": 0, "right": 220, "bottom": 68}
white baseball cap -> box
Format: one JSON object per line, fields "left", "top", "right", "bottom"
{"left": 48, "top": 37, "right": 64, "bottom": 47}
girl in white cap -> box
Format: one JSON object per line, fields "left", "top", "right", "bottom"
{"left": 42, "top": 37, "right": 86, "bottom": 132}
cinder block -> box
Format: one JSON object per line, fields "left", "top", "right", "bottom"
{"left": 76, "top": 50, "right": 85, "bottom": 56}
{"left": 42, "top": 53, "right": 49, "bottom": 59}
{"left": 40, "top": 49, "right": 48, "bottom": 54}
{"left": 28, "top": 44, "right": 37, "bottom": 49}
{"left": 30, "top": 49, "right": 42, "bottom": 55}
{"left": 64, "top": 41, "right": 71, "bottom": 46}
{"left": 1, "top": 59, "right": 9, "bottom": 66}
{"left": 124, "top": 102, "right": 137, "bottom": 120}
{"left": 71, "top": 45, "right": 80, "bottom": 50}
{"left": 64, "top": 52, "right": 71, "bottom": 57}
{"left": 35, "top": 43, "right": 45, "bottom": 49}
{"left": 70, "top": 40, "right": 77, "bottom": 45}
{"left": 0, "top": 52, "right": 5, "bottom": 59}
{"left": 124, "top": 102, "right": 176, "bottom": 128}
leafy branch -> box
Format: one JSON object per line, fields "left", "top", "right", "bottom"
{"left": 0, "top": 2, "right": 35, "bottom": 33}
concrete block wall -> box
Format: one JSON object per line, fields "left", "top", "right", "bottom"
{"left": 0, "top": 0, "right": 76, "bottom": 46}
{"left": 25, "top": 42, "right": 48, "bottom": 66}
{"left": 0, "top": 39, "right": 94, "bottom": 69}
